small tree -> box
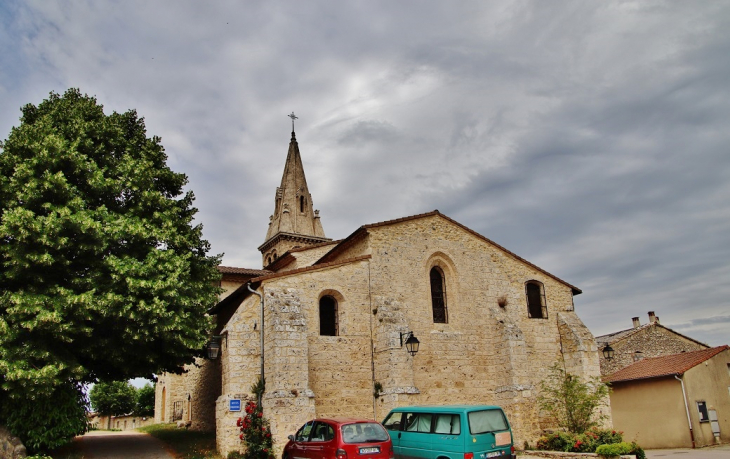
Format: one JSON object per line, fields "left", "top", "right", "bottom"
{"left": 537, "top": 362, "right": 610, "bottom": 433}
{"left": 135, "top": 383, "right": 155, "bottom": 417}
{"left": 90, "top": 381, "right": 137, "bottom": 418}
{"left": 237, "top": 378, "right": 274, "bottom": 459}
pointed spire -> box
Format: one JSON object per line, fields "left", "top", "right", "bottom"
{"left": 259, "top": 122, "right": 330, "bottom": 267}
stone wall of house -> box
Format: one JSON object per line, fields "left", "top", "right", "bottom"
{"left": 0, "top": 426, "right": 25, "bottom": 459}
{"left": 216, "top": 214, "right": 605, "bottom": 456}
{"left": 600, "top": 325, "right": 708, "bottom": 375}
{"left": 155, "top": 358, "right": 220, "bottom": 431}
{"left": 155, "top": 372, "right": 185, "bottom": 424}
{"left": 96, "top": 415, "right": 155, "bottom": 431}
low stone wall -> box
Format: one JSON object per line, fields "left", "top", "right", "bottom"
{"left": 521, "top": 451, "right": 635, "bottom": 459}
{"left": 0, "top": 426, "right": 26, "bottom": 459}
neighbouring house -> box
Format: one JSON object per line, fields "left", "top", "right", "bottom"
{"left": 157, "top": 129, "right": 607, "bottom": 457}
{"left": 596, "top": 311, "right": 709, "bottom": 376}
{"left": 88, "top": 412, "right": 155, "bottom": 431}
{"left": 604, "top": 345, "right": 730, "bottom": 449}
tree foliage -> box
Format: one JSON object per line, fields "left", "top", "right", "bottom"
{"left": 135, "top": 383, "right": 155, "bottom": 417}
{"left": 2, "top": 381, "right": 88, "bottom": 453}
{"left": 89, "top": 381, "right": 137, "bottom": 416}
{"left": 0, "top": 89, "right": 221, "bottom": 450}
{"left": 537, "top": 362, "right": 610, "bottom": 433}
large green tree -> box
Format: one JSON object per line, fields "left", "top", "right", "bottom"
{"left": 0, "top": 89, "right": 221, "bottom": 451}
{"left": 134, "top": 383, "right": 156, "bottom": 417}
{"left": 90, "top": 381, "right": 137, "bottom": 418}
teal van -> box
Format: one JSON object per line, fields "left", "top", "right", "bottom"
{"left": 381, "top": 406, "right": 515, "bottom": 459}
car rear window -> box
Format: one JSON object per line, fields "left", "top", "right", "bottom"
{"left": 468, "top": 410, "right": 508, "bottom": 434}
{"left": 341, "top": 422, "right": 389, "bottom": 443}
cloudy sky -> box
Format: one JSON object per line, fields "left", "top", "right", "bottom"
{"left": 2, "top": 1, "right": 728, "bottom": 347}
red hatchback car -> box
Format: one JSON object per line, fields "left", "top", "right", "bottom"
{"left": 283, "top": 418, "right": 394, "bottom": 459}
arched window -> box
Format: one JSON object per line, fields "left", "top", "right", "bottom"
{"left": 319, "top": 295, "right": 338, "bottom": 336}
{"left": 526, "top": 281, "right": 547, "bottom": 319}
{"left": 430, "top": 267, "right": 448, "bottom": 323}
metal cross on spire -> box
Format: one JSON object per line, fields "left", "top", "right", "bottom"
{"left": 288, "top": 112, "right": 298, "bottom": 132}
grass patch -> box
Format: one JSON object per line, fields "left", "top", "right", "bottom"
{"left": 138, "top": 423, "right": 222, "bottom": 459}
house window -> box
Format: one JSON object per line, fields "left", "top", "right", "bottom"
{"left": 319, "top": 295, "right": 338, "bottom": 336}
{"left": 697, "top": 401, "right": 709, "bottom": 422}
{"left": 430, "top": 267, "right": 448, "bottom": 323}
{"left": 526, "top": 281, "right": 547, "bottom": 319}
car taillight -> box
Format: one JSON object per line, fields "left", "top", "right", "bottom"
{"left": 337, "top": 449, "right": 347, "bottom": 459}
{"left": 511, "top": 446, "right": 515, "bottom": 454}
{"left": 465, "top": 453, "right": 474, "bottom": 459}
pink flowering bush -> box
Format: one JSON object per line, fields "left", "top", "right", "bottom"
{"left": 237, "top": 378, "right": 274, "bottom": 459}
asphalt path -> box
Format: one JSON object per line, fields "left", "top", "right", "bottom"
{"left": 75, "top": 430, "right": 175, "bottom": 458}
{"left": 645, "top": 445, "right": 730, "bottom": 459}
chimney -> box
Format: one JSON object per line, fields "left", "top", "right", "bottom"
{"left": 648, "top": 311, "right": 656, "bottom": 324}
{"left": 632, "top": 317, "right": 641, "bottom": 328}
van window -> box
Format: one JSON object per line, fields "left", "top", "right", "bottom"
{"left": 468, "top": 410, "right": 508, "bottom": 434}
{"left": 382, "top": 412, "right": 403, "bottom": 431}
{"left": 405, "top": 413, "right": 433, "bottom": 432}
{"left": 434, "top": 414, "right": 460, "bottom": 434}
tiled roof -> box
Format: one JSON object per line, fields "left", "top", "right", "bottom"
{"left": 604, "top": 345, "right": 729, "bottom": 383}
{"left": 217, "top": 266, "right": 271, "bottom": 276}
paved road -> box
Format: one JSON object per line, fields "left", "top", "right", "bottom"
{"left": 646, "top": 445, "right": 730, "bottom": 459}
{"left": 75, "top": 430, "right": 175, "bottom": 458}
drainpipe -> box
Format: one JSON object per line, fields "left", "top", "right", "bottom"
{"left": 675, "top": 374, "right": 695, "bottom": 448}
{"left": 247, "top": 283, "right": 265, "bottom": 405}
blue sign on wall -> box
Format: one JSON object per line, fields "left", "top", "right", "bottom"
{"left": 229, "top": 399, "right": 241, "bottom": 412}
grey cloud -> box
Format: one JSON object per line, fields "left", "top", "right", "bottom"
{"left": 1, "top": 0, "right": 728, "bottom": 347}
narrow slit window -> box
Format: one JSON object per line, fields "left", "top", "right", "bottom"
{"left": 319, "top": 295, "right": 338, "bottom": 336}
{"left": 300, "top": 195, "right": 305, "bottom": 213}
{"left": 526, "top": 281, "right": 547, "bottom": 319}
{"left": 430, "top": 267, "right": 448, "bottom": 323}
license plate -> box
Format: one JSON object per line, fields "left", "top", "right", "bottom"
{"left": 359, "top": 447, "right": 380, "bottom": 454}
{"left": 487, "top": 452, "right": 501, "bottom": 458}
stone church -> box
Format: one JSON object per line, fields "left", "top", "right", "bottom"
{"left": 155, "top": 129, "right": 607, "bottom": 456}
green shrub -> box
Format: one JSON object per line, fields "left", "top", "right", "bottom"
{"left": 535, "top": 428, "right": 626, "bottom": 453}
{"left": 595, "top": 441, "right": 644, "bottom": 459}
{"left": 596, "top": 442, "right": 633, "bottom": 457}
{"left": 629, "top": 442, "right": 646, "bottom": 459}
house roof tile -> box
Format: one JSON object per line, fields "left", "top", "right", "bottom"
{"left": 217, "top": 266, "right": 271, "bottom": 276}
{"left": 604, "top": 345, "right": 728, "bottom": 383}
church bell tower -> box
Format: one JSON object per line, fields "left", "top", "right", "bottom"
{"left": 258, "top": 116, "right": 329, "bottom": 267}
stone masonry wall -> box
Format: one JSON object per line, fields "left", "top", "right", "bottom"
{"left": 0, "top": 426, "right": 25, "bottom": 459}
{"left": 362, "top": 215, "right": 604, "bottom": 445}
{"left": 218, "top": 214, "right": 605, "bottom": 455}
{"left": 599, "top": 325, "right": 708, "bottom": 375}
{"left": 284, "top": 244, "right": 337, "bottom": 271}
{"left": 154, "top": 359, "right": 220, "bottom": 431}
